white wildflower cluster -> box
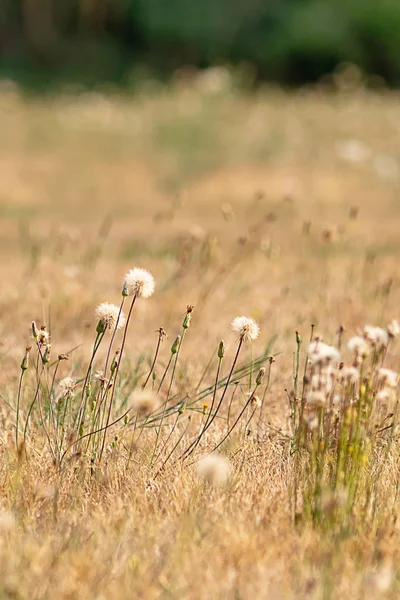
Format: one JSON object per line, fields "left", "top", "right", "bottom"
{"left": 307, "top": 340, "right": 341, "bottom": 367}
{"left": 376, "top": 368, "right": 399, "bottom": 403}
{"left": 363, "top": 325, "right": 389, "bottom": 350}
{"left": 303, "top": 321, "right": 399, "bottom": 423}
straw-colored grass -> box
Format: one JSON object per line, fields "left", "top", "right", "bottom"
{"left": 1, "top": 74, "right": 400, "bottom": 599}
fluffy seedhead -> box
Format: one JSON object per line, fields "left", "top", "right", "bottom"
{"left": 122, "top": 268, "right": 155, "bottom": 298}
{"left": 197, "top": 454, "right": 231, "bottom": 486}
{"left": 231, "top": 316, "right": 260, "bottom": 342}
{"left": 307, "top": 340, "right": 340, "bottom": 366}
{"left": 129, "top": 389, "right": 160, "bottom": 416}
{"left": 95, "top": 302, "right": 126, "bottom": 332}
{"left": 57, "top": 377, "right": 76, "bottom": 400}
{"left": 387, "top": 319, "right": 400, "bottom": 338}
{"left": 363, "top": 325, "right": 389, "bottom": 349}
{"left": 348, "top": 336, "right": 369, "bottom": 359}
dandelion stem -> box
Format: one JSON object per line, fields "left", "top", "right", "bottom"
{"left": 142, "top": 328, "right": 165, "bottom": 389}
{"left": 15, "top": 368, "right": 26, "bottom": 449}
{"left": 98, "top": 294, "right": 137, "bottom": 461}
{"left": 181, "top": 338, "right": 243, "bottom": 460}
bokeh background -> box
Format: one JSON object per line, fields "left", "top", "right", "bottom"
{"left": 1, "top": 0, "right": 400, "bottom": 87}
{"left": 0, "top": 0, "right": 399, "bottom": 372}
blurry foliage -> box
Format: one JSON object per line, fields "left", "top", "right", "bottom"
{"left": 1, "top": 0, "right": 400, "bottom": 86}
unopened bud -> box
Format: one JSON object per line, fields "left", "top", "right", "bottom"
{"left": 171, "top": 336, "right": 181, "bottom": 354}
{"left": 21, "top": 347, "right": 31, "bottom": 371}
{"left": 218, "top": 340, "right": 225, "bottom": 359}
{"left": 295, "top": 330, "right": 301, "bottom": 345}
{"left": 32, "top": 321, "right": 38, "bottom": 340}
{"left": 122, "top": 281, "right": 129, "bottom": 297}
{"left": 256, "top": 367, "right": 265, "bottom": 386}
{"left": 96, "top": 320, "right": 106, "bottom": 334}
{"left": 183, "top": 313, "right": 191, "bottom": 329}
{"left": 42, "top": 344, "right": 51, "bottom": 365}
{"left": 111, "top": 349, "right": 120, "bottom": 373}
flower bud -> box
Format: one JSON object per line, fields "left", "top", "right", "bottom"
{"left": 122, "top": 281, "right": 129, "bottom": 297}
{"left": 171, "top": 336, "right": 181, "bottom": 355}
{"left": 21, "top": 347, "right": 31, "bottom": 371}
{"left": 183, "top": 313, "right": 191, "bottom": 329}
{"left": 96, "top": 320, "right": 106, "bottom": 334}
{"left": 42, "top": 344, "right": 51, "bottom": 365}
{"left": 218, "top": 340, "right": 225, "bottom": 359}
{"left": 256, "top": 367, "right": 265, "bottom": 386}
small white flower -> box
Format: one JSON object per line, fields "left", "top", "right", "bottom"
{"left": 197, "top": 454, "right": 231, "bottom": 486}
{"left": 307, "top": 341, "right": 340, "bottom": 365}
{"left": 231, "top": 316, "right": 260, "bottom": 342}
{"left": 387, "top": 319, "right": 400, "bottom": 338}
{"left": 305, "top": 390, "right": 328, "bottom": 407}
{"left": 348, "top": 336, "right": 369, "bottom": 358}
{"left": 95, "top": 302, "right": 125, "bottom": 331}
{"left": 123, "top": 268, "right": 155, "bottom": 298}
{"left": 338, "top": 366, "right": 360, "bottom": 384}
{"left": 309, "top": 365, "right": 337, "bottom": 394}
{"left": 377, "top": 368, "right": 399, "bottom": 389}
{"left": 376, "top": 389, "right": 394, "bottom": 403}
{"left": 363, "top": 325, "right": 389, "bottom": 349}
{"left": 303, "top": 411, "right": 319, "bottom": 430}
{"left": 57, "top": 377, "right": 76, "bottom": 399}
{"left": 129, "top": 389, "right": 160, "bottom": 416}
{"left": 36, "top": 328, "right": 49, "bottom": 345}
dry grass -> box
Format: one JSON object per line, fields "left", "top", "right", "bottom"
{"left": 1, "top": 74, "right": 400, "bottom": 599}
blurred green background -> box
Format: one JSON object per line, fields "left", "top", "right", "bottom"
{"left": 1, "top": 0, "right": 400, "bottom": 87}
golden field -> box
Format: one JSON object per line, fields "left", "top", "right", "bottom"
{"left": 0, "top": 73, "right": 400, "bottom": 599}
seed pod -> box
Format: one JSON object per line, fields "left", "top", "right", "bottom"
{"left": 42, "top": 344, "right": 51, "bottom": 365}
{"left": 171, "top": 335, "right": 181, "bottom": 355}
{"left": 256, "top": 367, "right": 265, "bottom": 386}
{"left": 183, "top": 313, "right": 191, "bottom": 329}
{"left": 21, "top": 347, "right": 31, "bottom": 371}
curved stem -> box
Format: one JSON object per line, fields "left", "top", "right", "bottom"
{"left": 98, "top": 294, "right": 137, "bottom": 461}
{"left": 142, "top": 328, "right": 165, "bottom": 389}
{"left": 181, "top": 338, "right": 243, "bottom": 460}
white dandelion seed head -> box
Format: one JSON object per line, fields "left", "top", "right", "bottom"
{"left": 377, "top": 368, "right": 399, "bottom": 389}
{"left": 95, "top": 302, "right": 126, "bottom": 331}
{"left": 363, "top": 325, "right": 389, "bottom": 349}
{"left": 57, "top": 377, "right": 76, "bottom": 399}
{"left": 302, "top": 410, "right": 319, "bottom": 430}
{"left": 348, "top": 336, "right": 369, "bottom": 358}
{"left": 376, "top": 389, "right": 394, "bottom": 404}
{"left": 36, "top": 328, "right": 49, "bottom": 345}
{"left": 305, "top": 390, "right": 328, "bottom": 407}
{"left": 129, "top": 389, "right": 160, "bottom": 416}
{"left": 231, "top": 316, "right": 260, "bottom": 342}
{"left": 197, "top": 454, "right": 231, "bottom": 487}
{"left": 0, "top": 510, "right": 15, "bottom": 533}
{"left": 307, "top": 341, "right": 340, "bottom": 366}
{"left": 123, "top": 268, "right": 155, "bottom": 298}
{"left": 387, "top": 319, "right": 400, "bottom": 338}
{"left": 309, "top": 365, "right": 337, "bottom": 394}
{"left": 338, "top": 366, "right": 360, "bottom": 384}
